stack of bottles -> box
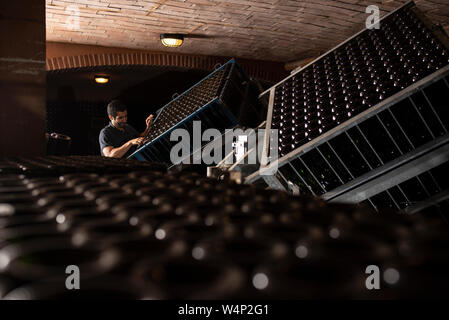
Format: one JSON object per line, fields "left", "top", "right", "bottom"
{"left": 271, "top": 5, "right": 449, "bottom": 157}
{"left": 144, "top": 66, "right": 230, "bottom": 143}
{"left": 130, "top": 59, "right": 255, "bottom": 163}
{"left": 0, "top": 156, "right": 165, "bottom": 177}
{"left": 0, "top": 156, "right": 448, "bottom": 299}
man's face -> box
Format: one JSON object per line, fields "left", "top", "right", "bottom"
{"left": 110, "top": 110, "right": 127, "bottom": 129}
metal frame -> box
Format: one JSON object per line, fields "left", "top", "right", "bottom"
{"left": 262, "top": 173, "right": 287, "bottom": 191}
{"left": 246, "top": 67, "right": 449, "bottom": 202}
{"left": 260, "top": 88, "right": 275, "bottom": 169}
{"left": 324, "top": 136, "right": 449, "bottom": 203}
{"left": 247, "top": 64, "right": 449, "bottom": 184}
{"left": 247, "top": 88, "right": 284, "bottom": 189}
{"left": 404, "top": 189, "right": 449, "bottom": 214}
{"left": 360, "top": 158, "right": 449, "bottom": 212}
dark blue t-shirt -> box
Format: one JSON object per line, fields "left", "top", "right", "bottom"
{"left": 99, "top": 122, "right": 139, "bottom": 157}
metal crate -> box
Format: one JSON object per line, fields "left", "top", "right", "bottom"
{"left": 128, "top": 59, "right": 251, "bottom": 163}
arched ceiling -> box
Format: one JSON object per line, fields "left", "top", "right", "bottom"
{"left": 46, "top": 0, "right": 449, "bottom": 63}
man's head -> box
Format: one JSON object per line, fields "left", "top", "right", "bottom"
{"left": 107, "top": 100, "right": 127, "bottom": 129}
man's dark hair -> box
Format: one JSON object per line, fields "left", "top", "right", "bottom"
{"left": 107, "top": 100, "right": 127, "bottom": 118}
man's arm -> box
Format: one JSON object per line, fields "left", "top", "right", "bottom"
{"left": 139, "top": 114, "right": 154, "bottom": 137}
{"left": 140, "top": 128, "right": 150, "bottom": 138}
{"left": 103, "top": 137, "right": 144, "bottom": 158}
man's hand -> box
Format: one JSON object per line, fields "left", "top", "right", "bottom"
{"left": 129, "top": 137, "right": 145, "bottom": 146}
{"left": 103, "top": 136, "right": 144, "bottom": 159}
{"left": 145, "top": 114, "right": 154, "bottom": 128}
{"left": 139, "top": 114, "right": 154, "bottom": 138}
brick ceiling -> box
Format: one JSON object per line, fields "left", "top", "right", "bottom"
{"left": 46, "top": 0, "right": 449, "bottom": 62}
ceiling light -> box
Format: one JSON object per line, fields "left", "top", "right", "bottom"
{"left": 94, "top": 75, "right": 109, "bottom": 84}
{"left": 160, "top": 34, "right": 184, "bottom": 47}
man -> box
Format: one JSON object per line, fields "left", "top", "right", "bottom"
{"left": 99, "top": 100, "right": 154, "bottom": 158}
